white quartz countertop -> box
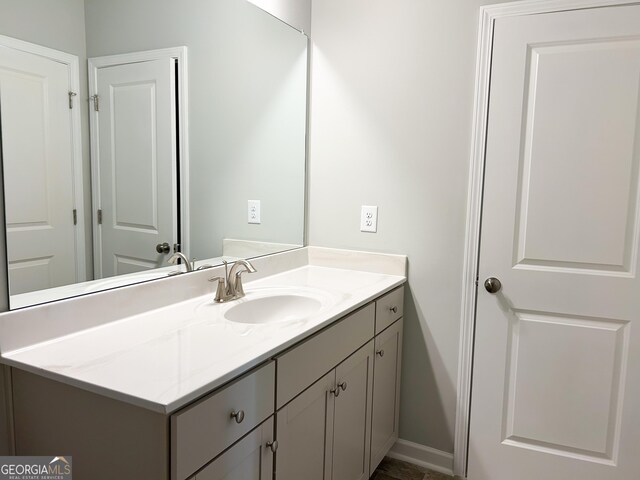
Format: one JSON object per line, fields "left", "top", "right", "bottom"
{"left": 1, "top": 265, "right": 405, "bottom": 414}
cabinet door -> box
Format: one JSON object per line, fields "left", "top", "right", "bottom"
{"left": 370, "top": 319, "right": 403, "bottom": 473}
{"left": 276, "top": 371, "right": 335, "bottom": 480}
{"left": 332, "top": 341, "right": 374, "bottom": 480}
{"left": 195, "top": 417, "right": 274, "bottom": 480}
{"left": 172, "top": 362, "right": 275, "bottom": 480}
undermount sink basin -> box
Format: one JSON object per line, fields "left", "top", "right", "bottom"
{"left": 223, "top": 294, "right": 323, "bottom": 324}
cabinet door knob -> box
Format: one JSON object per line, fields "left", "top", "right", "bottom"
{"left": 230, "top": 410, "right": 245, "bottom": 424}
{"left": 330, "top": 387, "right": 340, "bottom": 397}
{"left": 266, "top": 440, "right": 278, "bottom": 453}
{"left": 376, "top": 349, "right": 385, "bottom": 357}
{"left": 338, "top": 381, "right": 347, "bottom": 392}
{"left": 389, "top": 306, "right": 398, "bottom": 314}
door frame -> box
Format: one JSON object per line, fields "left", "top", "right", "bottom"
{"left": 454, "top": 0, "right": 640, "bottom": 476}
{"left": 87, "top": 46, "right": 190, "bottom": 276}
{"left": 0, "top": 33, "right": 87, "bottom": 283}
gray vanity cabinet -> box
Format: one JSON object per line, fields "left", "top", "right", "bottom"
{"left": 275, "top": 371, "right": 336, "bottom": 480}
{"left": 370, "top": 318, "right": 403, "bottom": 473}
{"left": 8, "top": 286, "right": 404, "bottom": 480}
{"left": 191, "top": 417, "right": 275, "bottom": 480}
{"left": 172, "top": 362, "right": 275, "bottom": 480}
{"left": 331, "top": 341, "right": 375, "bottom": 480}
{"left": 275, "top": 286, "right": 404, "bottom": 480}
{"left": 276, "top": 341, "right": 374, "bottom": 480}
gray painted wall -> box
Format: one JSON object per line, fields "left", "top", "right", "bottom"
{"left": 309, "top": 0, "right": 517, "bottom": 453}
{"left": 247, "top": 0, "right": 312, "bottom": 34}
{"left": 84, "top": 0, "right": 307, "bottom": 260}
{"left": 0, "top": 0, "right": 85, "bottom": 52}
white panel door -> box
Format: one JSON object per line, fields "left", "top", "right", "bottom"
{"left": 93, "top": 58, "right": 177, "bottom": 278}
{"left": 468, "top": 5, "right": 640, "bottom": 480}
{"left": 0, "top": 45, "right": 77, "bottom": 294}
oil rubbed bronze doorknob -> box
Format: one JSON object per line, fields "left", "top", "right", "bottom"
{"left": 156, "top": 242, "right": 171, "bottom": 254}
{"left": 484, "top": 277, "right": 502, "bottom": 294}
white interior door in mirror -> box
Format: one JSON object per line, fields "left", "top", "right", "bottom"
{"left": 0, "top": 44, "right": 80, "bottom": 294}
{"left": 468, "top": 4, "right": 640, "bottom": 480}
{"left": 92, "top": 57, "right": 178, "bottom": 279}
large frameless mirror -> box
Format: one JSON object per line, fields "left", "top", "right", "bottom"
{"left": 0, "top": 0, "right": 308, "bottom": 309}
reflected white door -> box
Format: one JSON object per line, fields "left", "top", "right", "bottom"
{"left": 92, "top": 57, "right": 177, "bottom": 278}
{"left": 468, "top": 5, "right": 640, "bottom": 480}
{"left": 0, "top": 44, "right": 78, "bottom": 294}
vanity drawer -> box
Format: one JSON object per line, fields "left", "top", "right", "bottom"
{"left": 375, "top": 286, "right": 404, "bottom": 334}
{"left": 276, "top": 303, "right": 375, "bottom": 409}
{"left": 171, "top": 362, "right": 275, "bottom": 480}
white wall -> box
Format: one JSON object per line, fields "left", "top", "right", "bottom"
{"left": 309, "top": 0, "right": 517, "bottom": 454}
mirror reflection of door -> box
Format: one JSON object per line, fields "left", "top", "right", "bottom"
{"left": 89, "top": 52, "right": 179, "bottom": 279}
{"left": 0, "top": 37, "right": 85, "bottom": 295}
{"left": 1, "top": 0, "right": 308, "bottom": 310}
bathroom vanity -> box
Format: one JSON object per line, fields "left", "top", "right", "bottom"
{"left": 0, "top": 248, "right": 406, "bottom": 480}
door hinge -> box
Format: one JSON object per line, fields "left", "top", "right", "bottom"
{"left": 97, "top": 209, "right": 103, "bottom": 225}
{"left": 68, "top": 91, "right": 77, "bottom": 109}
{"left": 475, "top": 275, "right": 479, "bottom": 287}
{"left": 73, "top": 209, "right": 77, "bottom": 225}
{"left": 90, "top": 94, "right": 100, "bottom": 112}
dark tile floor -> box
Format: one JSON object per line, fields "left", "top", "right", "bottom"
{"left": 372, "top": 457, "right": 453, "bottom": 480}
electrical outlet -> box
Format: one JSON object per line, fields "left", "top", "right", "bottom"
{"left": 360, "top": 205, "right": 378, "bottom": 233}
{"left": 248, "top": 200, "right": 261, "bottom": 224}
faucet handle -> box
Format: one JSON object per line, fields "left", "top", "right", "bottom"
{"left": 208, "top": 276, "right": 228, "bottom": 303}
{"left": 234, "top": 272, "right": 247, "bottom": 297}
{"left": 222, "top": 260, "right": 229, "bottom": 279}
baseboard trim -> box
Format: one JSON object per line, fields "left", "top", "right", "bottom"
{"left": 388, "top": 439, "right": 454, "bottom": 476}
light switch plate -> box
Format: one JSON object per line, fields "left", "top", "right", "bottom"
{"left": 248, "top": 200, "right": 261, "bottom": 224}
{"left": 360, "top": 205, "right": 378, "bottom": 233}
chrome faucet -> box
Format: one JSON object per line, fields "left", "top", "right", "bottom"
{"left": 168, "top": 252, "right": 194, "bottom": 273}
{"left": 209, "top": 259, "right": 257, "bottom": 302}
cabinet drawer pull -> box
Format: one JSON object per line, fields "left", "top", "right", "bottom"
{"left": 230, "top": 410, "right": 245, "bottom": 424}
{"left": 338, "top": 381, "right": 347, "bottom": 392}
{"left": 330, "top": 387, "right": 340, "bottom": 397}
{"left": 266, "top": 440, "right": 278, "bottom": 453}
{"left": 389, "top": 306, "right": 398, "bottom": 314}
{"left": 376, "top": 349, "right": 385, "bottom": 357}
